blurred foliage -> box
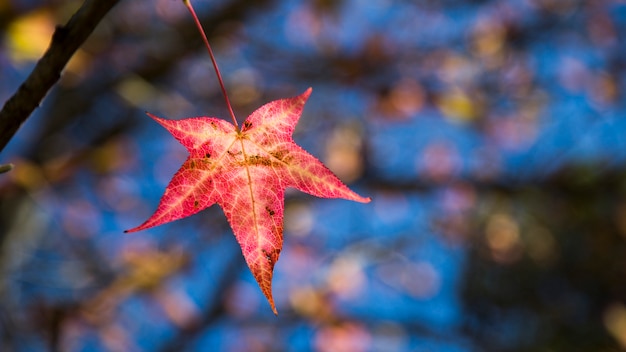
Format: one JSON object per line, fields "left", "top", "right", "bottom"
{"left": 462, "top": 166, "right": 626, "bottom": 351}
{"left": 1, "top": 0, "right": 626, "bottom": 351}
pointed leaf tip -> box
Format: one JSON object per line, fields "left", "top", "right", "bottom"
{"left": 146, "top": 111, "right": 162, "bottom": 121}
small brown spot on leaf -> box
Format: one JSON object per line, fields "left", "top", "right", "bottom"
{"left": 270, "top": 149, "right": 294, "bottom": 163}
{"left": 194, "top": 200, "right": 199, "bottom": 208}
{"left": 205, "top": 152, "right": 211, "bottom": 158}
{"left": 261, "top": 248, "right": 280, "bottom": 264}
{"left": 244, "top": 121, "right": 252, "bottom": 129}
{"left": 270, "top": 149, "right": 288, "bottom": 161}
{"left": 265, "top": 206, "right": 275, "bottom": 216}
{"left": 247, "top": 155, "right": 272, "bottom": 166}
{"left": 262, "top": 249, "right": 271, "bottom": 262}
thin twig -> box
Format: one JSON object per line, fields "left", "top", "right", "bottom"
{"left": 0, "top": 164, "right": 13, "bottom": 174}
{"left": 182, "top": 0, "right": 239, "bottom": 128}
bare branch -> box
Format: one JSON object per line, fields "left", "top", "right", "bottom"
{"left": 0, "top": 0, "right": 121, "bottom": 155}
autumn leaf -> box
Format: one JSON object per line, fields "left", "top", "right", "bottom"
{"left": 126, "top": 88, "right": 370, "bottom": 314}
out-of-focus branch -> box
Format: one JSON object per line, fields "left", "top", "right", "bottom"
{"left": 0, "top": 0, "right": 121, "bottom": 155}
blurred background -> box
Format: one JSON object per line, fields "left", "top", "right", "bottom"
{"left": 1, "top": 0, "right": 626, "bottom": 351}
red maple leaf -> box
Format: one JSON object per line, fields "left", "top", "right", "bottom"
{"left": 126, "top": 88, "right": 370, "bottom": 313}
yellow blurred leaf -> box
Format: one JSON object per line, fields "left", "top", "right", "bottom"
{"left": 437, "top": 88, "right": 476, "bottom": 123}
{"left": 605, "top": 303, "right": 626, "bottom": 349}
{"left": 10, "top": 159, "right": 47, "bottom": 190}
{"left": 6, "top": 10, "right": 55, "bottom": 63}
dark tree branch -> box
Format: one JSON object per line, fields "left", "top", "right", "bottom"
{"left": 0, "top": 0, "right": 121, "bottom": 155}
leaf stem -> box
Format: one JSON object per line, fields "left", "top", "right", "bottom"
{"left": 182, "top": 0, "right": 239, "bottom": 128}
